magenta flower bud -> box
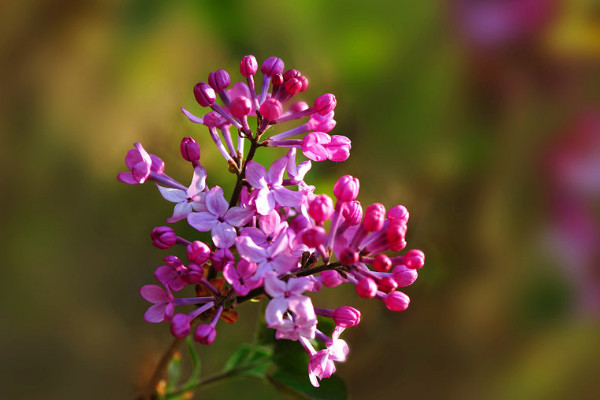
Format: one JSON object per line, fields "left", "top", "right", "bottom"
{"left": 289, "top": 101, "right": 309, "bottom": 113}
{"left": 384, "top": 291, "right": 410, "bottom": 311}
{"left": 321, "top": 270, "right": 343, "bottom": 287}
{"left": 283, "top": 78, "right": 302, "bottom": 96}
{"left": 211, "top": 248, "right": 234, "bottom": 271}
{"left": 298, "top": 75, "right": 309, "bottom": 92}
{"left": 333, "top": 175, "right": 360, "bottom": 202}
{"left": 342, "top": 201, "right": 363, "bottom": 225}
{"left": 180, "top": 137, "right": 200, "bottom": 162}
{"left": 240, "top": 55, "right": 258, "bottom": 77}
{"left": 283, "top": 69, "right": 301, "bottom": 81}
{"left": 202, "top": 111, "right": 225, "bottom": 128}
{"left": 194, "top": 324, "right": 217, "bottom": 345}
{"left": 308, "top": 112, "right": 336, "bottom": 132}
{"left": 229, "top": 96, "right": 252, "bottom": 118}
{"left": 308, "top": 194, "right": 334, "bottom": 223}
{"left": 363, "top": 203, "right": 386, "bottom": 232}
{"left": 164, "top": 255, "right": 184, "bottom": 267}
{"left": 272, "top": 73, "right": 284, "bottom": 87}
{"left": 314, "top": 93, "right": 337, "bottom": 115}
{"left": 333, "top": 306, "right": 361, "bottom": 328}
{"left": 237, "top": 259, "right": 257, "bottom": 277}
{"left": 340, "top": 248, "right": 359, "bottom": 266}
{"left": 378, "top": 276, "right": 398, "bottom": 293}
{"left": 193, "top": 82, "right": 216, "bottom": 107}
{"left": 170, "top": 313, "right": 191, "bottom": 338}
{"left": 151, "top": 226, "right": 177, "bottom": 249}
{"left": 388, "top": 205, "right": 409, "bottom": 224}
{"left": 392, "top": 265, "right": 418, "bottom": 287}
{"left": 356, "top": 277, "right": 377, "bottom": 298}
{"left": 326, "top": 135, "right": 351, "bottom": 162}
{"left": 373, "top": 254, "right": 392, "bottom": 272}
{"left": 208, "top": 69, "right": 231, "bottom": 91}
{"left": 404, "top": 249, "right": 425, "bottom": 270}
{"left": 187, "top": 241, "right": 211, "bottom": 264}
{"left": 182, "top": 263, "right": 204, "bottom": 284}
{"left": 259, "top": 98, "right": 282, "bottom": 121}
{"left": 290, "top": 214, "right": 311, "bottom": 233}
{"left": 302, "top": 227, "right": 327, "bottom": 248}
{"left": 261, "top": 56, "right": 284, "bottom": 77}
{"left": 386, "top": 219, "right": 407, "bottom": 247}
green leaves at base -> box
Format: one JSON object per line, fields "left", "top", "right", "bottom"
{"left": 267, "top": 370, "right": 347, "bottom": 400}
{"left": 222, "top": 343, "right": 272, "bottom": 378}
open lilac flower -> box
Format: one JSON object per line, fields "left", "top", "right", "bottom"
{"left": 118, "top": 143, "right": 165, "bottom": 185}
{"left": 306, "top": 327, "right": 349, "bottom": 387}
{"left": 246, "top": 154, "right": 304, "bottom": 215}
{"left": 140, "top": 284, "right": 174, "bottom": 323}
{"left": 157, "top": 166, "right": 207, "bottom": 222}
{"left": 240, "top": 211, "right": 288, "bottom": 248}
{"left": 264, "top": 273, "right": 316, "bottom": 329}
{"left": 187, "top": 186, "right": 254, "bottom": 248}
{"left": 222, "top": 259, "right": 262, "bottom": 296}
{"left": 235, "top": 229, "right": 299, "bottom": 277}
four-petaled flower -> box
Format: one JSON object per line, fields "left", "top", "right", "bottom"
{"left": 158, "top": 166, "right": 208, "bottom": 222}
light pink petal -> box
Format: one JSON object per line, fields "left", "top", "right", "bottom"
{"left": 205, "top": 186, "right": 229, "bottom": 217}
{"left": 224, "top": 206, "right": 254, "bottom": 227}
{"left": 302, "top": 132, "right": 331, "bottom": 162}
{"left": 222, "top": 263, "right": 239, "bottom": 286}
{"left": 273, "top": 187, "right": 304, "bottom": 208}
{"left": 144, "top": 304, "right": 168, "bottom": 323}
{"left": 125, "top": 145, "right": 144, "bottom": 169}
{"left": 117, "top": 172, "right": 137, "bottom": 185}
{"left": 212, "top": 221, "right": 237, "bottom": 248}
{"left": 259, "top": 211, "right": 281, "bottom": 235}
{"left": 190, "top": 194, "right": 207, "bottom": 212}
{"left": 265, "top": 297, "right": 289, "bottom": 326}
{"left": 150, "top": 155, "right": 164, "bottom": 173}
{"left": 255, "top": 188, "right": 276, "bottom": 216}
{"left": 187, "top": 211, "right": 218, "bottom": 232}
{"left": 286, "top": 148, "right": 299, "bottom": 176}
{"left": 157, "top": 185, "right": 187, "bottom": 203}
{"left": 245, "top": 161, "right": 268, "bottom": 189}
{"left": 271, "top": 254, "right": 300, "bottom": 274}
{"left": 181, "top": 107, "right": 204, "bottom": 124}
{"left": 288, "top": 295, "right": 316, "bottom": 322}
{"left": 269, "top": 230, "right": 290, "bottom": 256}
{"left": 287, "top": 277, "right": 313, "bottom": 295}
{"left": 240, "top": 227, "right": 267, "bottom": 246}
{"left": 188, "top": 166, "right": 207, "bottom": 195}
{"left": 267, "top": 154, "right": 289, "bottom": 185}
{"left": 235, "top": 236, "right": 267, "bottom": 262}
{"left": 166, "top": 202, "right": 192, "bottom": 223}
{"left": 264, "top": 273, "right": 288, "bottom": 297}
{"left": 140, "top": 284, "right": 169, "bottom": 303}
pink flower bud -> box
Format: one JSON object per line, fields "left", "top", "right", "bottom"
{"left": 302, "top": 227, "right": 327, "bottom": 248}
{"left": 164, "top": 255, "right": 184, "bottom": 267}
{"left": 180, "top": 137, "right": 200, "bottom": 162}
{"left": 289, "top": 101, "right": 309, "bottom": 113}
{"left": 363, "top": 203, "right": 386, "bottom": 232}
{"left": 404, "top": 249, "right": 425, "bottom": 270}
{"left": 194, "top": 324, "right": 217, "bottom": 345}
{"left": 373, "top": 254, "right": 392, "bottom": 272}
{"left": 170, "top": 314, "right": 191, "bottom": 338}
{"left": 321, "top": 270, "right": 343, "bottom": 287}
{"left": 193, "top": 82, "right": 216, "bottom": 107}
{"left": 237, "top": 259, "right": 257, "bottom": 277}
{"left": 182, "top": 263, "right": 203, "bottom": 284}
{"left": 308, "top": 194, "right": 334, "bottom": 223}
{"left": 298, "top": 75, "right": 309, "bottom": 92}
{"left": 261, "top": 56, "right": 284, "bottom": 77}
{"left": 356, "top": 277, "right": 377, "bottom": 298}
{"left": 202, "top": 111, "right": 225, "bottom": 128}
{"left": 378, "top": 276, "right": 398, "bottom": 293}
{"left": 308, "top": 112, "right": 336, "bottom": 132}
{"left": 284, "top": 78, "right": 302, "bottom": 96}
{"left": 187, "top": 241, "right": 211, "bottom": 264}
{"left": 290, "top": 214, "right": 311, "bottom": 233}
{"left": 333, "top": 175, "right": 360, "bottom": 202}
{"left": 302, "top": 132, "right": 331, "bottom": 162}
{"left": 384, "top": 291, "right": 410, "bottom": 311}
{"left": 283, "top": 69, "right": 301, "bottom": 81}
{"left": 314, "top": 93, "right": 337, "bottom": 115}
{"left": 240, "top": 55, "right": 258, "bottom": 77}
{"left": 333, "top": 306, "right": 361, "bottom": 328}
{"left": 386, "top": 219, "right": 407, "bottom": 247}
{"left": 208, "top": 69, "right": 231, "bottom": 91}
{"left": 326, "top": 135, "right": 351, "bottom": 162}
{"left": 151, "top": 226, "right": 177, "bottom": 249}
{"left": 259, "top": 98, "right": 283, "bottom": 121}
{"left": 388, "top": 205, "right": 409, "bottom": 224}
{"left": 211, "top": 248, "right": 234, "bottom": 271}
{"left": 272, "top": 73, "right": 284, "bottom": 87}
{"left": 340, "top": 248, "right": 359, "bottom": 266}
{"left": 230, "top": 96, "right": 252, "bottom": 118}
{"left": 392, "top": 265, "right": 418, "bottom": 287}
{"left": 342, "top": 201, "right": 363, "bottom": 225}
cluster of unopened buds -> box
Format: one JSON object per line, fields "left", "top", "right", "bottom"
{"left": 119, "top": 55, "right": 425, "bottom": 387}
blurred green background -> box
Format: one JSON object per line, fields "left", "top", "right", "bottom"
{"left": 2, "top": 0, "right": 600, "bottom": 398}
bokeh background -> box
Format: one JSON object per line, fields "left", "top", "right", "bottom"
{"left": 2, "top": 0, "right": 600, "bottom": 399}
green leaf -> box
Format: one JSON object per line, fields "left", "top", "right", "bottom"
{"left": 267, "top": 369, "right": 347, "bottom": 400}
{"left": 272, "top": 339, "right": 310, "bottom": 374}
{"left": 179, "top": 336, "right": 202, "bottom": 392}
{"left": 223, "top": 343, "right": 273, "bottom": 378}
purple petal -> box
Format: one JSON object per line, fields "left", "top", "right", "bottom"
{"left": 187, "top": 211, "right": 218, "bottom": 232}
{"left": 205, "top": 186, "right": 229, "bottom": 217}
{"left": 144, "top": 304, "right": 168, "bottom": 323}
{"left": 212, "top": 221, "right": 237, "bottom": 248}
{"left": 264, "top": 273, "right": 287, "bottom": 297}
{"left": 255, "top": 188, "right": 276, "bottom": 216}
{"left": 269, "top": 229, "right": 290, "bottom": 256}
{"left": 188, "top": 166, "right": 207, "bottom": 195}
{"left": 154, "top": 265, "right": 177, "bottom": 285}
{"left": 140, "top": 284, "right": 169, "bottom": 303}
{"left": 267, "top": 154, "right": 289, "bottom": 185}
{"left": 117, "top": 172, "right": 137, "bottom": 185}
{"left": 259, "top": 211, "right": 281, "bottom": 235}
{"left": 273, "top": 187, "right": 304, "bottom": 208}
{"left": 265, "top": 297, "right": 289, "bottom": 326}
{"left": 235, "top": 236, "right": 267, "bottom": 262}
{"left": 166, "top": 202, "right": 193, "bottom": 223}
{"left": 224, "top": 206, "right": 254, "bottom": 227}
{"left": 245, "top": 161, "right": 268, "bottom": 189}
{"left": 288, "top": 295, "right": 316, "bottom": 322}
{"left": 222, "top": 263, "right": 239, "bottom": 286}
{"left": 287, "top": 277, "right": 313, "bottom": 295}
{"left": 181, "top": 107, "right": 204, "bottom": 124}
{"left": 240, "top": 227, "right": 267, "bottom": 247}
{"left": 271, "top": 253, "right": 300, "bottom": 274}
{"left": 157, "top": 186, "right": 187, "bottom": 203}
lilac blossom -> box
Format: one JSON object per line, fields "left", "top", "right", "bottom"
{"left": 235, "top": 229, "right": 299, "bottom": 277}
{"left": 263, "top": 273, "right": 316, "bottom": 333}
{"left": 157, "top": 166, "right": 207, "bottom": 223}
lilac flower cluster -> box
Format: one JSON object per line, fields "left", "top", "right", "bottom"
{"left": 119, "top": 55, "right": 424, "bottom": 387}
